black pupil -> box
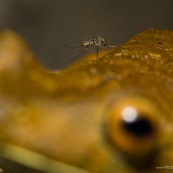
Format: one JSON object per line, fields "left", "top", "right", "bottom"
{"left": 122, "top": 118, "right": 153, "bottom": 138}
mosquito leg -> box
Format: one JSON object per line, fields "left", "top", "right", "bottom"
{"left": 71, "top": 46, "right": 88, "bottom": 60}
{"left": 64, "top": 44, "right": 85, "bottom": 49}
{"left": 96, "top": 46, "right": 99, "bottom": 60}
{"left": 106, "top": 40, "right": 116, "bottom": 48}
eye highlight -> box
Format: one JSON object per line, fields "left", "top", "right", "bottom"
{"left": 121, "top": 107, "right": 154, "bottom": 138}
{"left": 122, "top": 106, "right": 138, "bottom": 123}
{"left": 106, "top": 96, "right": 159, "bottom": 156}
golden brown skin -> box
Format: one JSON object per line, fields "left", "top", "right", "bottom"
{"left": 0, "top": 29, "right": 173, "bottom": 173}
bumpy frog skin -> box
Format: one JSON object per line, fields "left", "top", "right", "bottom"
{"left": 0, "top": 29, "right": 173, "bottom": 173}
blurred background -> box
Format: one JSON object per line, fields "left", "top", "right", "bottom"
{"left": 0, "top": 0, "right": 173, "bottom": 69}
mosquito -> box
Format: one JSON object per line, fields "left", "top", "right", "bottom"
{"left": 65, "top": 36, "right": 116, "bottom": 60}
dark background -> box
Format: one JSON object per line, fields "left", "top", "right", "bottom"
{"left": 0, "top": 0, "right": 173, "bottom": 69}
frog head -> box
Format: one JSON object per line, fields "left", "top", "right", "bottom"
{"left": 0, "top": 29, "right": 172, "bottom": 173}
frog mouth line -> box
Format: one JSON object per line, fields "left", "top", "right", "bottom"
{"left": 0, "top": 143, "right": 89, "bottom": 173}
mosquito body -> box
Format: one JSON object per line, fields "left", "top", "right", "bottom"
{"left": 83, "top": 37, "right": 108, "bottom": 47}
{"left": 65, "top": 36, "right": 116, "bottom": 60}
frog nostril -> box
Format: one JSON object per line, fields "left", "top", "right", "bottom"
{"left": 122, "top": 117, "right": 154, "bottom": 138}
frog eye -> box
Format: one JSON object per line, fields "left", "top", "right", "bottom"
{"left": 106, "top": 96, "right": 159, "bottom": 156}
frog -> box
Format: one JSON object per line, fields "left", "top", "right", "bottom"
{"left": 0, "top": 28, "right": 173, "bottom": 173}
